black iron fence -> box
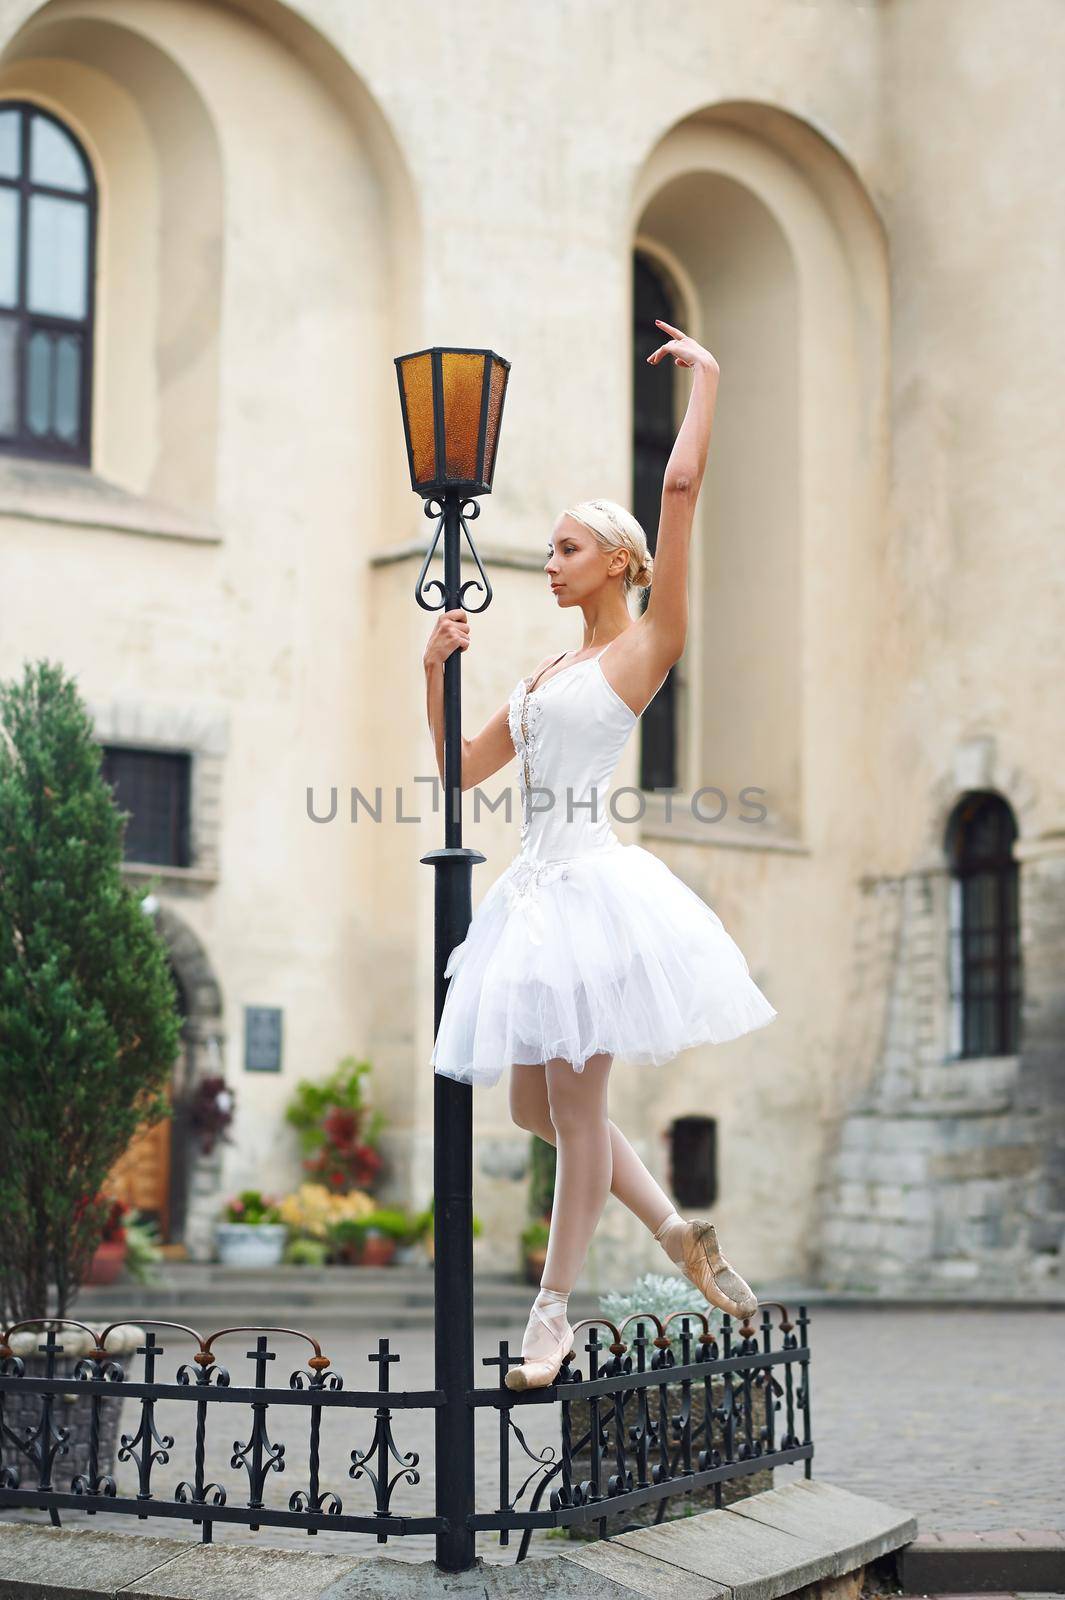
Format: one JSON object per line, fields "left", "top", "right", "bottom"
{"left": 0, "top": 1302, "right": 811, "bottom": 1563}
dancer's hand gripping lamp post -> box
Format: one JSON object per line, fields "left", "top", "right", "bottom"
{"left": 395, "top": 346, "right": 511, "bottom": 1573}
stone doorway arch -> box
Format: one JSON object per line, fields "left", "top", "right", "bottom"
{"left": 106, "top": 903, "right": 226, "bottom": 1255}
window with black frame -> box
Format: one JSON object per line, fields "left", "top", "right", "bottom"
{"left": 101, "top": 747, "right": 192, "bottom": 869}
{"left": 946, "top": 791, "right": 1021, "bottom": 1058}
{"left": 668, "top": 1114, "right": 717, "bottom": 1209}
{"left": 633, "top": 251, "right": 680, "bottom": 792}
{"left": 0, "top": 101, "right": 97, "bottom": 463}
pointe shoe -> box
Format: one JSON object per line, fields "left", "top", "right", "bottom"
{"left": 676, "top": 1221, "right": 758, "bottom": 1320}
{"left": 503, "top": 1320, "right": 574, "bottom": 1392}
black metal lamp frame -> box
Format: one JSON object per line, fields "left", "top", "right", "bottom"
{"left": 398, "top": 344, "right": 509, "bottom": 1571}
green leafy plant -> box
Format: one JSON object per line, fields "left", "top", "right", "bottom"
{"left": 528, "top": 1134, "right": 557, "bottom": 1219}
{"left": 364, "top": 1207, "right": 417, "bottom": 1241}
{"left": 521, "top": 1219, "right": 551, "bottom": 1252}
{"left": 122, "top": 1208, "right": 164, "bottom": 1285}
{"left": 0, "top": 660, "right": 183, "bottom": 1325}
{"left": 407, "top": 1205, "right": 434, "bottom": 1245}
{"left": 221, "top": 1189, "right": 282, "bottom": 1225}
{"left": 284, "top": 1056, "right": 387, "bottom": 1192}
{"left": 324, "top": 1216, "right": 372, "bottom": 1255}
{"left": 283, "top": 1236, "right": 329, "bottom": 1267}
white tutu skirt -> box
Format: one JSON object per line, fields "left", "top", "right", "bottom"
{"left": 430, "top": 841, "right": 777, "bottom": 1087}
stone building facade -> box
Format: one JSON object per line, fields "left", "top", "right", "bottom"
{"left": 0, "top": 0, "right": 1060, "bottom": 1297}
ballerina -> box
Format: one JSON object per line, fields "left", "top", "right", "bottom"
{"left": 422, "top": 319, "right": 777, "bottom": 1390}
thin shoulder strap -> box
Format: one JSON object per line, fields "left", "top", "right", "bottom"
{"left": 527, "top": 649, "right": 569, "bottom": 692}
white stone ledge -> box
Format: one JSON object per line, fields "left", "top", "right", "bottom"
{"left": 0, "top": 1480, "right": 917, "bottom": 1598}
{"left": 120, "top": 861, "right": 220, "bottom": 889}
{"left": 0, "top": 459, "right": 220, "bottom": 544}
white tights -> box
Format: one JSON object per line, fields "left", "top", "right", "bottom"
{"left": 509, "top": 1055, "right": 688, "bottom": 1361}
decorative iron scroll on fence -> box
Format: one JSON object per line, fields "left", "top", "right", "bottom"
{"left": 475, "top": 1302, "right": 812, "bottom": 1562}
{"left": 0, "top": 1303, "right": 812, "bottom": 1565}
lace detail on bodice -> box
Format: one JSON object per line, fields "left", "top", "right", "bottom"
{"left": 505, "top": 644, "right": 637, "bottom": 865}
{"left": 507, "top": 678, "right": 547, "bottom": 849}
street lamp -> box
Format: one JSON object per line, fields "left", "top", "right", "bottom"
{"left": 395, "top": 346, "right": 509, "bottom": 499}
{"left": 395, "top": 344, "right": 510, "bottom": 1573}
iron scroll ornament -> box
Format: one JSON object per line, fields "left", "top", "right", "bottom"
{"left": 414, "top": 497, "right": 493, "bottom": 614}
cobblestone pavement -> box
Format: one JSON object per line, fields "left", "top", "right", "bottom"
{"left": 2, "top": 1305, "right": 1061, "bottom": 1565}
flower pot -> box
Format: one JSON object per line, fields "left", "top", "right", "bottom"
{"left": 84, "top": 1239, "right": 128, "bottom": 1286}
{"left": 523, "top": 1245, "right": 548, "bottom": 1285}
{"left": 358, "top": 1232, "right": 396, "bottom": 1267}
{"left": 214, "top": 1222, "right": 288, "bottom": 1267}
{"left": 338, "top": 1232, "right": 397, "bottom": 1266}
{"left": 0, "top": 1324, "right": 144, "bottom": 1494}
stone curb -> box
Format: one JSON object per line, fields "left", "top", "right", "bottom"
{"left": 0, "top": 1479, "right": 917, "bottom": 1598}
{"left": 898, "top": 1529, "right": 1065, "bottom": 1594}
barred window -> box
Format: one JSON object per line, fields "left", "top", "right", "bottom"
{"left": 101, "top": 748, "right": 192, "bottom": 869}
{"left": 0, "top": 102, "right": 96, "bottom": 463}
{"left": 669, "top": 1114, "right": 717, "bottom": 1209}
{"left": 946, "top": 792, "right": 1021, "bottom": 1058}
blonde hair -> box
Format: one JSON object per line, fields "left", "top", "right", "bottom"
{"left": 560, "top": 499, "right": 654, "bottom": 596}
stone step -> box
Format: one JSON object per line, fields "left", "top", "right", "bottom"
{"left": 55, "top": 1266, "right": 608, "bottom": 1332}
{"left": 898, "top": 1530, "right": 1065, "bottom": 1594}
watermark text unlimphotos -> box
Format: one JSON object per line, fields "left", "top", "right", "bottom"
{"left": 306, "top": 776, "right": 769, "bottom": 828}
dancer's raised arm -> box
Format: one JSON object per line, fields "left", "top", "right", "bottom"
{"left": 641, "top": 318, "right": 720, "bottom": 663}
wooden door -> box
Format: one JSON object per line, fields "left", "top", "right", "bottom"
{"left": 105, "top": 1082, "right": 173, "bottom": 1240}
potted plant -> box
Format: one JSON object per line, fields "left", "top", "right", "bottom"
{"left": 521, "top": 1217, "right": 552, "bottom": 1284}
{"left": 285, "top": 1056, "right": 387, "bottom": 1192}
{"left": 356, "top": 1208, "right": 407, "bottom": 1266}
{"left": 324, "top": 1207, "right": 407, "bottom": 1266}
{"left": 85, "top": 1196, "right": 130, "bottom": 1285}
{"left": 122, "top": 1207, "right": 165, "bottom": 1284}
{"left": 561, "top": 1271, "right": 774, "bottom": 1540}
{"left": 189, "top": 1074, "right": 236, "bottom": 1156}
{"left": 528, "top": 1134, "right": 557, "bottom": 1218}
{"left": 520, "top": 1135, "right": 556, "bottom": 1281}
{"left": 283, "top": 1235, "right": 330, "bottom": 1266}
{"left": 277, "top": 1181, "right": 375, "bottom": 1252}
{"left": 411, "top": 1204, "right": 435, "bottom": 1262}
{"left": 0, "top": 661, "right": 183, "bottom": 1491}
{"left": 393, "top": 1206, "right": 431, "bottom": 1266}
{"left": 214, "top": 1189, "right": 288, "bottom": 1267}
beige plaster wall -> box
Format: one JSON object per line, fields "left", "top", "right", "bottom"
{"left": 0, "top": 0, "right": 1059, "bottom": 1289}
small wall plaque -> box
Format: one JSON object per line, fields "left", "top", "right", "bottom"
{"left": 244, "top": 1005, "right": 283, "bottom": 1073}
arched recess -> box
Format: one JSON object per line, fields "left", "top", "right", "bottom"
{"left": 0, "top": 8, "right": 225, "bottom": 509}
{"left": 944, "top": 790, "right": 1021, "bottom": 1061}
{"left": 630, "top": 104, "right": 889, "bottom": 844}
{"left": 0, "top": 0, "right": 419, "bottom": 519}
{"left": 104, "top": 903, "right": 224, "bottom": 1246}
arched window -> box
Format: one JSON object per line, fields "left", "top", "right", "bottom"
{"left": 633, "top": 251, "right": 679, "bottom": 791}
{"left": 946, "top": 792, "right": 1021, "bottom": 1058}
{"left": 0, "top": 102, "right": 96, "bottom": 464}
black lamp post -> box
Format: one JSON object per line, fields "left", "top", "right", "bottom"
{"left": 395, "top": 345, "right": 511, "bottom": 1572}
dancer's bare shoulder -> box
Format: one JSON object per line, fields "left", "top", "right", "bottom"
{"left": 602, "top": 617, "right": 682, "bottom": 720}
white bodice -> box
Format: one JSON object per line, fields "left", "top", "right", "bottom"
{"left": 506, "top": 646, "right": 638, "bottom": 864}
